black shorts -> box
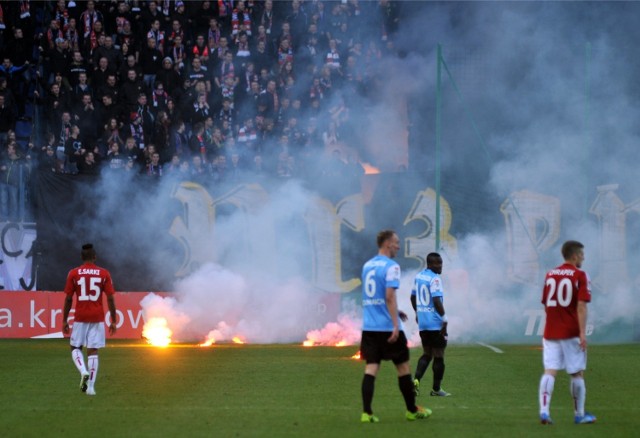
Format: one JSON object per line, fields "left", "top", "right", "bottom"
{"left": 419, "top": 330, "right": 448, "bottom": 349}
{"left": 360, "top": 331, "right": 410, "bottom": 365}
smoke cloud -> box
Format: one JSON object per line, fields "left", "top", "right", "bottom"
{"left": 69, "top": 2, "right": 640, "bottom": 344}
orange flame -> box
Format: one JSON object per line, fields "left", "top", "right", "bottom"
{"left": 361, "top": 162, "right": 381, "bottom": 175}
{"left": 302, "top": 340, "right": 314, "bottom": 347}
{"left": 142, "top": 317, "right": 172, "bottom": 347}
{"left": 199, "top": 337, "right": 216, "bottom": 347}
{"left": 351, "top": 351, "right": 361, "bottom": 360}
{"left": 335, "top": 340, "right": 347, "bottom": 347}
{"left": 232, "top": 336, "right": 245, "bottom": 344}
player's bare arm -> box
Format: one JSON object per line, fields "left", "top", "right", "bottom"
{"left": 107, "top": 295, "right": 118, "bottom": 335}
{"left": 433, "top": 296, "right": 448, "bottom": 335}
{"left": 577, "top": 300, "right": 588, "bottom": 351}
{"left": 410, "top": 294, "right": 418, "bottom": 323}
{"left": 385, "top": 287, "right": 399, "bottom": 343}
{"left": 62, "top": 295, "right": 73, "bottom": 334}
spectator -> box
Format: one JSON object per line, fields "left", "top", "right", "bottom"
{"left": 145, "top": 152, "right": 163, "bottom": 179}
{"left": 186, "top": 57, "right": 211, "bottom": 93}
{"left": 190, "top": 93, "right": 211, "bottom": 125}
{"left": 0, "top": 57, "right": 30, "bottom": 118}
{"left": 191, "top": 34, "right": 210, "bottom": 62}
{"left": 156, "top": 57, "right": 182, "bottom": 93}
{"left": 190, "top": 154, "right": 211, "bottom": 185}
{"left": 64, "top": 125, "right": 85, "bottom": 174}
{"left": 0, "top": 142, "right": 27, "bottom": 221}
{"left": 92, "top": 57, "right": 114, "bottom": 92}
{"left": 66, "top": 51, "right": 88, "bottom": 89}
{"left": 120, "top": 69, "right": 146, "bottom": 109}
{"left": 75, "top": 93, "right": 98, "bottom": 146}
{"left": 100, "top": 117, "right": 124, "bottom": 153}
{"left": 77, "top": 151, "right": 100, "bottom": 175}
{"left": 124, "top": 112, "right": 145, "bottom": 150}
{"left": 0, "top": 94, "right": 16, "bottom": 146}
{"left": 79, "top": 1, "right": 104, "bottom": 46}
{"left": 139, "top": 37, "right": 163, "bottom": 90}
{"left": 169, "top": 120, "right": 189, "bottom": 159}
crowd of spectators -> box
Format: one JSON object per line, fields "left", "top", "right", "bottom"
{"left": 0, "top": 0, "right": 403, "bottom": 221}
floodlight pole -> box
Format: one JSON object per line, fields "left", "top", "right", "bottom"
{"left": 435, "top": 44, "right": 443, "bottom": 251}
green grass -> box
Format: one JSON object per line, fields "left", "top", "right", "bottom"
{"left": 0, "top": 340, "right": 638, "bottom": 437}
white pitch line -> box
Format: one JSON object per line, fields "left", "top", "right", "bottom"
{"left": 476, "top": 342, "right": 504, "bottom": 353}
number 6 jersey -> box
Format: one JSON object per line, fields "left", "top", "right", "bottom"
{"left": 541, "top": 263, "right": 591, "bottom": 339}
{"left": 64, "top": 262, "right": 116, "bottom": 322}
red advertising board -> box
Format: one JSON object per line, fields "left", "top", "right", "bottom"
{"left": 0, "top": 291, "right": 162, "bottom": 339}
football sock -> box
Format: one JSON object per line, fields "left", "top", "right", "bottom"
{"left": 361, "top": 374, "right": 375, "bottom": 415}
{"left": 539, "top": 374, "right": 555, "bottom": 415}
{"left": 71, "top": 348, "right": 88, "bottom": 375}
{"left": 414, "top": 354, "right": 432, "bottom": 381}
{"left": 398, "top": 374, "right": 417, "bottom": 412}
{"left": 88, "top": 355, "right": 99, "bottom": 390}
{"left": 432, "top": 357, "right": 445, "bottom": 391}
{"left": 571, "top": 376, "right": 586, "bottom": 417}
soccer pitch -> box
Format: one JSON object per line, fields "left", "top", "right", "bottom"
{"left": 1, "top": 340, "right": 637, "bottom": 437}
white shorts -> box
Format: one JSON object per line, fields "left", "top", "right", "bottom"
{"left": 70, "top": 322, "right": 106, "bottom": 349}
{"left": 542, "top": 337, "right": 586, "bottom": 374}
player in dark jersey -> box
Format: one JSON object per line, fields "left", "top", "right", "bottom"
{"left": 359, "top": 230, "right": 431, "bottom": 423}
{"left": 63, "top": 243, "right": 117, "bottom": 396}
{"left": 538, "top": 240, "right": 596, "bottom": 425}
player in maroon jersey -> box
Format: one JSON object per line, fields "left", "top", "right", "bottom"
{"left": 538, "top": 240, "right": 596, "bottom": 425}
{"left": 62, "top": 243, "right": 117, "bottom": 396}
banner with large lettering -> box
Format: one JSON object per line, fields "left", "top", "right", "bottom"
{"left": 0, "top": 292, "right": 151, "bottom": 338}
{"left": 1, "top": 172, "right": 637, "bottom": 342}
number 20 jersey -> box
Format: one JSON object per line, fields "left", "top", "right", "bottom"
{"left": 361, "top": 255, "right": 402, "bottom": 332}
{"left": 541, "top": 263, "right": 591, "bottom": 340}
{"left": 64, "top": 262, "right": 116, "bottom": 323}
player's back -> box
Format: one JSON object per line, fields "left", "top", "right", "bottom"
{"left": 541, "top": 263, "right": 590, "bottom": 340}
{"left": 65, "top": 262, "right": 115, "bottom": 323}
{"left": 413, "top": 269, "right": 444, "bottom": 331}
{"left": 361, "top": 255, "right": 400, "bottom": 332}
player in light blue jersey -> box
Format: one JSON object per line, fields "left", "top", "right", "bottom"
{"left": 359, "top": 230, "right": 432, "bottom": 423}
{"left": 410, "top": 252, "right": 451, "bottom": 397}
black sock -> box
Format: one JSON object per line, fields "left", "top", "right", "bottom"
{"left": 361, "top": 374, "right": 375, "bottom": 414}
{"left": 398, "top": 374, "right": 416, "bottom": 412}
{"left": 414, "top": 354, "right": 432, "bottom": 381}
{"left": 432, "top": 357, "right": 445, "bottom": 391}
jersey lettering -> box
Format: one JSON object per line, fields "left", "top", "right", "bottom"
{"left": 545, "top": 277, "right": 572, "bottom": 307}
{"left": 77, "top": 276, "right": 102, "bottom": 302}
{"left": 364, "top": 269, "right": 376, "bottom": 298}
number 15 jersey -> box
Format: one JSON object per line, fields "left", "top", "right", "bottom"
{"left": 541, "top": 263, "right": 591, "bottom": 340}
{"left": 64, "top": 262, "right": 116, "bottom": 322}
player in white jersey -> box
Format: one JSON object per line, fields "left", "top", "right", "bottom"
{"left": 411, "top": 252, "right": 451, "bottom": 397}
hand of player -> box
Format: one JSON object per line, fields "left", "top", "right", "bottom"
{"left": 579, "top": 334, "right": 587, "bottom": 351}
{"left": 109, "top": 322, "right": 117, "bottom": 336}
{"left": 399, "top": 310, "right": 408, "bottom": 322}
{"left": 63, "top": 322, "right": 70, "bottom": 335}
{"left": 440, "top": 322, "right": 448, "bottom": 336}
{"left": 387, "top": 327, "right": 399, "bottom": 344}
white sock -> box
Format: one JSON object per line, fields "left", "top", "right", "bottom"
{"left": 71, "top": 349, "right": 88, "bottom": 375}
{"left": 88, "top": 355, "right": 99, "bottom": 390}
{"left": 571, "top": 376, "right": 586, "bottom": 417}
{"left": 539, "top": 374, "right": 555, "bottom": 415}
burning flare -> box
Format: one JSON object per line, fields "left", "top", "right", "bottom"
{"left": 351, "top": 351, "right": 362, "bottom": 360}
{"left": 142, "top": 317, "right": 172, "bottom": 347}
